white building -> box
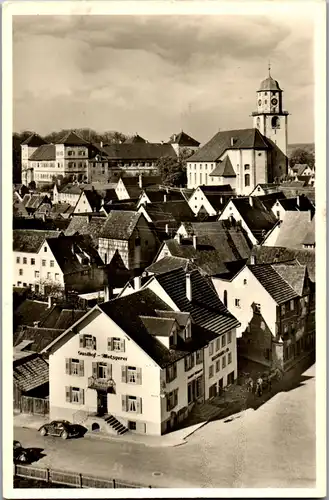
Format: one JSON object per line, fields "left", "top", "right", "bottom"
{"left": 43, "top": 283, "right": 239, "bottom": 435}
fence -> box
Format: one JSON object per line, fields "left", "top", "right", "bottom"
{"left": 19, "top": 396, "right": 49, "bottom": 415}
{"left": 14, "top": 464, "right": 150, "bottom": 489}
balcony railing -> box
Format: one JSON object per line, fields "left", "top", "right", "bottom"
{"left": 88, "top": 376, "right": 116, "bottom": 391}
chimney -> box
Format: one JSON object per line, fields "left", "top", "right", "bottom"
{"left": 249, "top": 197, "right": 253, "bottom": 207}
{"left": 250, "top": 255, "right": 256, "bottom": 265}
{"left": 186, "top": 273, "right": 192, "bottom": 301}
{"left": 173, "top": 134, "right": 176, "bottom": 142}
{"left": 48, "top": 296, "right": 54, "bottom": 309}
{"left": 177, "top": 232, "right": 182, "bottom": 244}
{"left": 296, "top": 195, "right": 300, "bottom": 208}
{"left": 163, "top": 193, "right": 167, "bottom": 202}
{"left": 138, "top": 174, "right": 143, "bottom": 189}
{"left": 100, "top": 141, "right": 103, "bottom": 148}
{"left": 134, "top": 275, "right": 142, "bottom": 290}
{"left": 192, "top": 234, "right": 197, "bottom": 250}
{"left": 230, "top": 137, "right": 236, "bottom": 147}
{"left": 33, "top": 321, "right": 40, "bottom": 328}
{"left": 309, "top": 209, "right": 313, "bottom": 222}
{"left": 104, "top": 285, "right": 111, "bottom": 302}
{"left": 165, "top": 223, "right": 169, "bottom": 234}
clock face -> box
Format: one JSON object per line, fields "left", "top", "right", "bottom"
{"left": 258, "top": 99, "right": 262, "bottom": 106}
{"left": 271, "top": 98, "right": 278, "bottom": 105}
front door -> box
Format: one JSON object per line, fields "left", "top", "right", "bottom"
{"left": 97, "top": 391, "right": 108, "bottom": 416}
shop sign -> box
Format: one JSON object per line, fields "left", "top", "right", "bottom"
{"left": 212, "top": 347, "right": 229, "bottom": 362}
{"left": 78, "top": 350, "right": 128, "bottom": 362}
{"left": 188, "top": 368, "right": 203, "bottom": 380}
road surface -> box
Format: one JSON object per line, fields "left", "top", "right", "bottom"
{"left": 14, "top": 364, "right": 316, "bottom": 488}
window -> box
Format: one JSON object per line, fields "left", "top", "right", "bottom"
{"left": 291, "top": 323, "right": 296, "bottom": 335}
{"left": 216, "top": 360, "right": 220, "bottom": 372}
{"left": 255, "top": 303, "right": 261, "bottom": 313}
{"left": 228, "top": 352, "right": 232, "bottom": 364}
{"left": 271, "top": 116, "right": 280, "bottom": 129}
{"left": 17, "top": 281, "right": 21, "bottom": 287}
{"left": 122, "top": 395, "right": 142, "bottom": 413}
{"left": 235, "top": 298, "right": 240, "bottom": 308}
{"left": 23, "top": 283, "right": 27, "bottom": 287}
{"left": 47, "top": 272, "right": 51, "bottom": 279}
{"left": 42, "top": 260, "right": 46, "bottom": 267}
{"left": 66, "top": 358, "right": 84, "bottom": 376}
{"left": 55, "top": 273, "right": 60, "bottom": 281}
{"left": 135, "top": 237, "right": 141, "bottom": 247}
{"left": 194, "top": 173, "right": 197, "bottom": 184}
{"left": 49, "top": 260, "right": 55, "bottom": 268}
{"left": 34, "top": 271, "right": 39, "bottom": 278}
{"left": 108, "top": 337, "right": 125, "bottom": 352}
{"left": 221, "top": 334, "right": 226, "bottom": 348}
{"left": 243, "top": 279, "right": 247, "bottom": 285}
{"left": 166, "top": 363, "right": 177, "bottom": 383}
{"left": 98, "top": 362, "right": 108, "bottom": 379}
{"left": 281, "top": 304, "right": 286, "bottom": 315}
{"left": 244, "top": 174, "right": 250, "bottom": 187}
{"left": 264, "top": 348, "right": 270, "bottom": 360}
{"left": 227, "top": 331, "right": 232, "bottom": 344}
{"left": 290, "top": 300, "right": 295, "bottom": 311}
{"left": 223, "top": 290, "right": 228, "bottom": 307}
{"left": 196, "top": 349, "right": 203, "bottom": 364}
{"left": 184, "top": 353, "right": 195, "bottom": 372}
{"left": 216, "top": 338, "right": 220, "bottom": 351}
{"left": 200, "top": 173, "right": 202, "bottom": 184}
{"left": 209, "top": 342, "right": 214, "bottom": 356}
{"left": 44, "top": 247, "right": 47, "bottom": 252}
{"left": 16, "top": 257, "right": 20, "bottom": 264}
{"left": 65, "top": 386, "right": 85, "bottom": 404}
{"left": 31, "top": 258, "right": 35, "bottom": 265}
{"left": 79, "top": 334, "right": 96, "bottom": 350}
{"left": 23, "top": 257, "right": 27, "bottom": 264}
{"left": 284, "top": 324, "right": 289, "bottom": 334}
{"left": 166, "top": 389, "right": 178, "bottom": 412}
{"left": 244, "top": 164, "right": 250, "bottom": 171}
{"left": 128, "top": 421, "right": 136, "bottom": 430}
{"left": 222, "top": 355, "right": 226, "bottom": 369}
{"left": 209, "top": 365, "right": 214, "bottom": 378}
{"left": 276, "top": 211, "right": 280, "bottom": 218}
{"left": 19, "top": 269, "right": 23, "bottom": 276}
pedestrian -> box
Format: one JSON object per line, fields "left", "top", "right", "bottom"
{"left": 268, "top": 377, "right": 272, "bottom": 391}
{"left": 256, "top": 377, "right": 263, "bottom": 396}
{"left": 247, "top": 377, "right": 253, "bottom": 392}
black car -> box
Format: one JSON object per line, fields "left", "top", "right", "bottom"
{"left": 14, "top": 441, "right": 30, "bottom": 464}
{"left": 38, "top": 420, "right": 81, "bottom": 439}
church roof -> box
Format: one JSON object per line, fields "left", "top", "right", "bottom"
{"left": 209, "top": 156, "right": 236, "bottom": 177}
{"left": 258, "top": 75, "right": 282, "bottom": 92}
{"left": 168, "top": 131, "right": 200, "bottom": 147}
{"left": 188, "top": 128, "right": 270, "bottom": 162}
{"left": 21, "top": 133, "right": 48, "bottom": 147}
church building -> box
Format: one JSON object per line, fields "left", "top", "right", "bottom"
{"left": 187, "top": 69, "right": 289, "bottom": 195}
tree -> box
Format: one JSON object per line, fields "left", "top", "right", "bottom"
{"left": 289, "top": 148, "right": 315, "bottom": 169}
{"left": 155, "top": 148, "right": 193, "bottom": 187}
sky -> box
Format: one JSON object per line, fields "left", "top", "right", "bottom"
{"left": 13, "top": 13, "right": 315, "bottom": 145}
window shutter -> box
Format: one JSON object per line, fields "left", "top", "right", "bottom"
{"left": 137, "top": 397, "right": 142, "bottom": 414}
{"left": 136, "top": 367, "right": 142, "bottom": 385}
{"left": 173, "top": 363, "right": 177, "bottom": 379}
{"left": 121, "top": 365, "right": 127, "bottom": 383}
{"left": 92, "top": 336, "right": 97, "bottom": 350}
{"left": 174, "top": 389, "right": 178, "bottom": 407}
{"left": 80, "top": 389, "right": 85, "bottom": 405}
{"left": 120, "top": 339, "right": 125, "bottom": 352}
{"left": 79, "top": 335, "right": 84, "bottom": 348}
{"left": 122, "top": 395, "right": 127, "bottom": 412}
{"left": 79, "top": 360, "right": 84, "bottom": 377}
{"left": 166, "top": 368, "right": 169, "bottom": 384}
{"left": 65, "top": 358, "right": 71, "bottom": 375}
{"left": 107, "top": 363, "right": 112, "bottom": 379}
{"left": 166, "top": 396, "right": 170, "bottom": 412}
{"left": 92, "top": 362, "right": 98, "bottom": 378}
{"left": 65, "top": 386, "right": 71, "bottom": 402}
{"left": 107, "top": 337, "right": 112, "bottom": 351}
{"left": 184, "top": 357, "right": 187, "bottom": 371}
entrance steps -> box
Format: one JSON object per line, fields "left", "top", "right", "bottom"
{"left": 104, "top": 414, "right": 128, "bottom": 435}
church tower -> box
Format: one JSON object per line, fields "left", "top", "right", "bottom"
{"left": 252, "top": 65, "right": 289, "bottom": 157}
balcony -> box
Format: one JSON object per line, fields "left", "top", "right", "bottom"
{"left": 88, "top": 376, "right": 116, "bottom": 393}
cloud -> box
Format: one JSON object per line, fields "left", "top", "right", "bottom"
{"left": 13, "top": 13, "right": 315, "bottom": 143}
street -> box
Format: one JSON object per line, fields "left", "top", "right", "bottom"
{"left": 14, "top": 364, "right": 316, "bottom": 488}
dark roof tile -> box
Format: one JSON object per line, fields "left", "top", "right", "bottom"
{"left": 100, "top": 211, "right": 142, "bottom": 240}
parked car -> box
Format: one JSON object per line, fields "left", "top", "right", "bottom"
{"left": 38, "top": 420, "right": 81, "bottom": 440}
{"left": 14, "top": 441, "right": 30, "bottom": 464}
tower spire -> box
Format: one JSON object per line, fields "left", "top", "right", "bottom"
{"left": 268, "top": 60, "right": 271, "bottom": 77}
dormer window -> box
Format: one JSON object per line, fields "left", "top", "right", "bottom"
{"left": 185, "top": 320, "right": 192, "bottom": 340}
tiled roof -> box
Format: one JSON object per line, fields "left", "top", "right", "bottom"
{"left": 248, "top": 246, "right": 315, "bottom": 283}
{"left": 141, "top": 189, "right": 185, "bottom": 203}
{"left": 258, "top": 75, "right": 282, "bottom": 91}
{"left": 121, "top": 176, "right": 162, "bottom": 187}
{"left": 22, "top": 194, "right": 50, "bottom": 210}
{"left": 50, "top": 203, "right": 74, "bottom": 216}
{"left": 125, "top": 186, "right": 143, "bottom": 199}
{"left": 303, "top": 216, "right": 315, "bottom": 245}
{"left": 227, "top": 197, "right": 277, "bottom": 242}
{"left": 143, "top": 200, "right": 195, "bottom": 223}
{"left": 59, "top": 184, "right": 85, "bottom": 195}
{"left": 46, "top": 234, "right": 103, "bottom": 274}
{"left": 40, "top": 306, "right": 86, "bottom": 330}
{"left": 188, "top": 128, "right": 270, "bottom": 162}
{"left": 77, "top": 190, "right": 102, "bottom": 212}
{"left": 257, "top": 192, "right": 286, "bottom": 211}
{"left": 168, "top": 131, "right": 200, "bottom": 147}
{"left": 103, "top": 143, "right": 176, "bottom": 160}
{"left": 100, "top": 289, "right": 209, "bottom": 367}
{"left": 100, "top": 210, "right": 142, "bottom": 240}
{"left": 21, "top": 133, "right": 48, "bottom": 147}
{"left": 199, "top": 185, "right": 235, "bottom": 194}
{"left": 272, "top": 262, "right": 307, "bottom": 296}
{"left": 101, "top": 201, "right": 138, "bottom": 214}
{"left": 155, "top": 310, "right": 190, "bottom": 327}
{"left": 124, "top": 134, "right": 147, "bottom": 144}
{"left": 29, "top": 145, "right": 56, "bottom": 161}
{"left": 272, "top": 211, "right": 314, "bottom": 250}
{"left": 14, "top": 299, "right": 49, "bottom": 328}
{"left": 65, "top": 215, "right": 107, "bottom": 246}
{"left": 152, "top": 268, "right": 240, "bottom": 335}
{"left": 209, "top": 156, "right": 236, "bottom": 177}
{"left": 248, "top": 264, "right": 297, "bottom": 304}
{"left": 13, "top": 354, "right": 49, "bottom": 392}
{"left": 56, "top": 130, "right": 90, "bottom": 145}
{"left": 146, "top": 256, "right": 196, "bottom": 275}
{"left": 13, "top": 229, "right": 61, "bottom": 253}
{"left": 140, "top": 316, "right": 176, "bottom": 337}
{"left": 14, "top": 327, "right": 65, "bottom": 353}
{"left": 278, "top": 195, "right": 314, "bottom": 212}
{"left": 13, "top": 197, "right": 29, "bottom": 217}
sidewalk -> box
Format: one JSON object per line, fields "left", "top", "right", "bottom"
{"left": 13, "top": 412, "right": 205, "bottom": 448}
